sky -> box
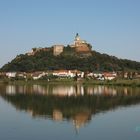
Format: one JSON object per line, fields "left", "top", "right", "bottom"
{"left": 0, "top": 0, "right": 140, "bottom": 67}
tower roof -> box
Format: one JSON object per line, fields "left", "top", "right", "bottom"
{"left": 75, "top": 33, "right": 80, "bottom": 41}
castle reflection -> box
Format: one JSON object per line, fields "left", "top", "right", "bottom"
{"left": 0, "top": 84, "right": 140, "bottom": 131}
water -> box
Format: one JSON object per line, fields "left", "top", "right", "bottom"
{"left": 0, "top": 84, "right": 140, "bottom": 140}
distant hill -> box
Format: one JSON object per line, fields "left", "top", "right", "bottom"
{"left": 1, "top": 47, "right": 140, "bottom": 72}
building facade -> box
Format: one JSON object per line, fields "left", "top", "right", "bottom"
{"left": 71, "top": 33, "right": 92, "bottom": 54}
{"left": 53, "top": 45, "right": 64, "bottom": 56}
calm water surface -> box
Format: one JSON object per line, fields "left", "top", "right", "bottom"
{"left": 0, "top": 84, "right": 140, "bottom": 140}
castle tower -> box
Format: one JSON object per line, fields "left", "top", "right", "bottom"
{"left": 74, "top": 33, "right": 82, "bottom": 47}
{"left": 70, "top": 33, "right": 92, "bottom": 56}
{"left": 75, "top": 33, "right": 80, "bottom": 41}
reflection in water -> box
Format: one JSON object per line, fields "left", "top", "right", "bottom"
{"left": 2, "top": 84, "right": 140, "bottom": 96}
{"left": 6, "top": 85, "right": 16, "bottom": 95}
{"left": 0, "top": 84, "right": 140, "bottom": 131}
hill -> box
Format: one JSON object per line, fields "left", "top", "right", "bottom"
{"left": 1, "top": 47, "right": 140, "bottom": 72}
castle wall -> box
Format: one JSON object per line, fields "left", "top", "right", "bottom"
{"left": 53, "top": 45, "right": 64, "bottom": 56}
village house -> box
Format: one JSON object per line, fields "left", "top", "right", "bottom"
{"left": 93, "top": 73, "right": 104, "bottom": 80}
{"left": 52, "top": 70, "right": 74, "bottom": 77}
{"left": 92, "top": 72, "right": 117, "bottom": 80}
{"left": 103, "top": 72, "right": 117, "bottom": 80}
{"left": 52, "top": 70, "right": 84, "bottom": 78}
{"left": 6, "top": 72, "right": 17, "bottom": 78}
{"left": 31, "top": 71, "right": 48, "bottom": 80}
{"left": 16, "top": 72, "right": 27, "bottom": 79}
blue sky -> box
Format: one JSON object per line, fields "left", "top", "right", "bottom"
{"left": 0, "top": 0, "right": 140, "bottom": 67}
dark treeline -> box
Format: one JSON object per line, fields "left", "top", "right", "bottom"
{"left": 1, "top": 49, "right": 140, "bottom": 72}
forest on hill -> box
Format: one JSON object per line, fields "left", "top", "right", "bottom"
{"left": 1, "top": 48, "right": 140, "bottom": 72}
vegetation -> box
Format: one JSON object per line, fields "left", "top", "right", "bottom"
{"left": 83, "top": 79, "right": 140, "bottom": 87}
{"left": 1, "top": 47, "right": 140, "bottom": 72}
{"left": 0, "top": 77, "right": 140, "bottom": 87}
{"left": 1, "top": 91, "right": 140, "bottom": 120}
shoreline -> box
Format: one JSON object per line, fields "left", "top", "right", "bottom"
{"left": 0, "top": 79, "right": 140, "bottom": 87}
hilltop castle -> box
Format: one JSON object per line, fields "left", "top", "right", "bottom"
{"left": 53, "top": 33, "right": 92, "bottom": 56}
{"left": 27, "top": 33, "right": 92, "bottom": 56}
{"left": 71, "top": 33, "right": 92, "bottom": 52}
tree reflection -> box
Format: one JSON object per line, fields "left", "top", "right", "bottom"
{"left": 0, "top": 84, "right": 140, "bottom": 130}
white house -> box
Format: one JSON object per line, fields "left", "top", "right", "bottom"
{"left": 53, "top": 70, "right": 73, "bottom": 77}
{"left": 52, "top": 70, "right": 83, "bottom": 78}
{"left": 6, "top": 72, "right": 17, "bottom": 78}
{"left": 32, "top": 72, "right": 47, "bottom": 80}
{"left": 103, "top": 72, "right": 117, "bottom": 80}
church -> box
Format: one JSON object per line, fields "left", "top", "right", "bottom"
{"left": 70, "top": 33, "right": 92, "bottom": 55}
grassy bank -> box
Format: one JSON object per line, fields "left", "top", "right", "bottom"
{"left": 0, "top": 78, "right": 77, "bottom": 85}
{"left": 83, "top": 79, "right": 140, "bottom": 87}
{"left": 0, "top": 78, "right": 140, "bottom": 87}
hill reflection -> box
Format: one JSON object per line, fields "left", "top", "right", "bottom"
{"left": 0, "top": 84, "right": 140, "bottom": 129}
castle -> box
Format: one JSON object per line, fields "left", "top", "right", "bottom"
{"left": 27, "top": 33, "right": 92, "bottom": 56}
{"left": 71, "top": 33, "right": 91, "bottom": 52}
{"left": 53, "top": 33, "right": 92, "bottom": 56}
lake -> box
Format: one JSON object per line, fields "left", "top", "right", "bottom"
{"left": 0, "top": 83, "right": 140, "bottom": 140}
